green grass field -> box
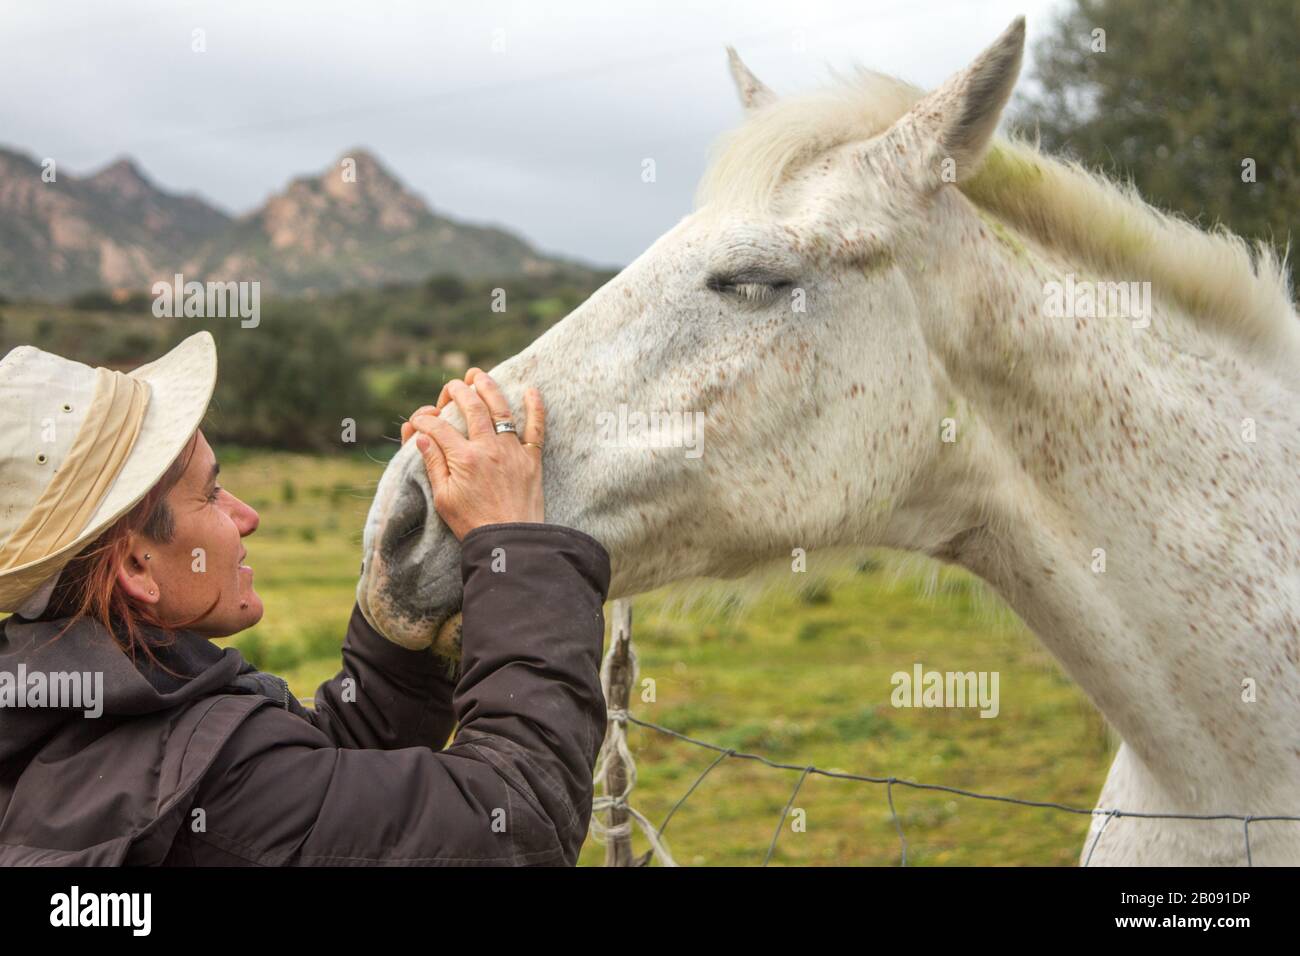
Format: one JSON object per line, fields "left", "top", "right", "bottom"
{"left": 216, "top": 445, "right": 1116, "bottom": 866}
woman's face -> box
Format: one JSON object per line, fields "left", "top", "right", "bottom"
{"left": 117, "top": 430, "right": 263, "bottom": 637}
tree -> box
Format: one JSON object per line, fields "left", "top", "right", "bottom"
{"left": 177, "top": 304, "right": 380, "bottom": 452}
{"left": 424, "top": 273, "right": 467, "bottom": 306}
{"left": 1015, "top": 0, "right": 1299, "bottom": 295}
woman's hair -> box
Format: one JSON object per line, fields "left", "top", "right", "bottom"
{"left": 36, "top": 432, "right": 219, "bottom": 668}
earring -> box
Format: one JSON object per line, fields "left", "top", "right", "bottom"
{"left": 149, "top": 589, "right": 156, "bottom": 596}
{"left": 144, "top": 554, "right": 151, "bottom": 560}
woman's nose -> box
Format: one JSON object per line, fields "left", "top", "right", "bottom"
{"left": 228, "top": 494, "right": 260, "bottom": 536}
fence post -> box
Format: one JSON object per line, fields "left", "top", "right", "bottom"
{"left": 603, "top": 599, "right": 635, "bottom": 866}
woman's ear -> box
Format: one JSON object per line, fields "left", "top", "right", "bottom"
{"left": 116, "top": 536, "right": 161, "bottom": 605}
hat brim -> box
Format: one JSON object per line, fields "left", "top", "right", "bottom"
{"left": 0, "top": 331, "right": 217, "bottom": 611}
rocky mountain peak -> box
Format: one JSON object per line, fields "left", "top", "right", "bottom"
{"left": 0, "top": 143, "right": 586, "bottom": 299}
{"left": 86, "top": 157, "right": 153, "bottom": 197}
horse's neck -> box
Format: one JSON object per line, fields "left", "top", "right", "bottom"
{"left": 895, "top": 195, "right": 1300, "bottom": 809}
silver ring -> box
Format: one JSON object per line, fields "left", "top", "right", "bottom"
{"left": 494, "top": 420, "right": 518, "bottom": 435}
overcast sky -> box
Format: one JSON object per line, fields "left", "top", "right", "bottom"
{"left": 2, "top": 0, "right": 1065, "bottom": 269}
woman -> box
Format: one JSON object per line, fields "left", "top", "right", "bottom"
{"left": 0, "top": 331, "right": 611, "bottom": 865}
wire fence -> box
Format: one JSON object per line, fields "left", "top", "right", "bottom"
{"left": 588, "top": 600, "right": 1300, "bottom": 867}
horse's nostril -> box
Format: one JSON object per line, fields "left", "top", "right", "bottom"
{"left": 384, "top": 479, "right": 429, "bottom": 557}
{"left": 365, "top": 448, "right": 464, "bottom": 649}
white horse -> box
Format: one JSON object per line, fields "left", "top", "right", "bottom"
{"left": 358, "top": 17, "right": 1300, "bottom": 865}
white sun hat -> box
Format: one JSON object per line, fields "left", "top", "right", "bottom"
{"left": 0, "top": 331, "right": 217, "bottom": 615}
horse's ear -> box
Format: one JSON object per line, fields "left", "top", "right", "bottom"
{"left": 880, "top": 16, "right": 1025, "bottom": 188}
{"left": 727, "top": 47, "right": 777, "bottom": 113}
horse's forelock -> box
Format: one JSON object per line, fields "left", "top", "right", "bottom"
{"left": 695, "top": 67, "right": 923, "bottom": 213}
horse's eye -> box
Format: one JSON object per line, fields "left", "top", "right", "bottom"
{"left": 706, "top": 273, "right": 794, "bottom": 304}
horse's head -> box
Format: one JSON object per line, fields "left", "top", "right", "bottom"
{"left": 358, "top": 19, "right": 1026, "bottom": 653}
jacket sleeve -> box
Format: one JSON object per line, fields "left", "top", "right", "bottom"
{"left": 180, "top": 523, "right": 610, "bottom": 866}
{"left": 300, "top": 603, "right": 459, "bottom": 751}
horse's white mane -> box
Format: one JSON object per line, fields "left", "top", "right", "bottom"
{"left": 696, "top": 67, "right": 1299, "bottom": 366}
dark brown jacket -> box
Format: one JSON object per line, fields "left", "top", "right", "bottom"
{"left": 0, "top": 522, "right": 610, "bottom": 866}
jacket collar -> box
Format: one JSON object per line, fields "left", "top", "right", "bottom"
{"left": 0, "top": 613, "right": 308, "bottom": 762}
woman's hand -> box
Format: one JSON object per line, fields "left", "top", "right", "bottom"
{"left": 401, "top": 368, "right": 545, "bottom": 541}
